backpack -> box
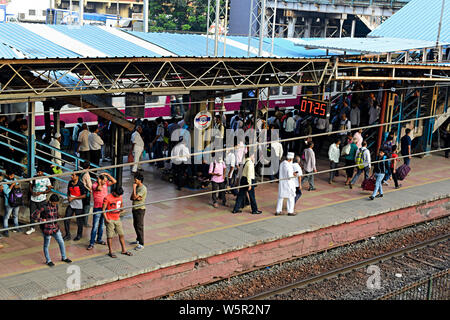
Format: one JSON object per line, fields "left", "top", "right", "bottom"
{"left": 355, "top": 148, "right": 366, "bottom": 169}
{"left": 8, "top": 187, "right": 23, "bottom": 207}
{"left": 339, "top": 119, "right": 349, "bottom": 132}
{"left": 341, "top": 143, "right": 351, "bottom": 156}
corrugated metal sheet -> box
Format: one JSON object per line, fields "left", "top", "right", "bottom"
{"left": 0, "top": 23, "right": 79, "bottom": 58}
{"left": 369, "top": 0, "right": 450, "bottom": 43}
{"left": 295, "top": 37, "right": 446, "bottom": 53}
{"left": 272, "top": 38, "right": 335, "bottom": 57}
{"left": 49, "top": 24, "right": 161, "bottom": 58}
{"left": 0, "top": 43, "right": 19, "bottom": 59}
{"left": 128, "top": 31, "right": 250, "bottom": 57}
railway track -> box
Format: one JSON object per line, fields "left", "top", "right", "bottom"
{"left": 161, "top": 216, "right": 450, "bottom": 300}
{"left": 248, "top": 233, "right": 449, "bottom": 300}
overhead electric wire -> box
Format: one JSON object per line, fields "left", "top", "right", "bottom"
{"left": 1, "top": 110, "right": 449, "bottom": 185}
{"left": 0, "top": 146, "right": 448, "bottom": 233}
{"left": 0, "top": 81, "right": 448, "bottom": 118}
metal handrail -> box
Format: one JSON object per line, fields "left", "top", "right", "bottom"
{"left": 0, "top": 124, "right": 112, "bottom": 199}
{"left": 0, "top": 124, "right": 111, "bottom": 174}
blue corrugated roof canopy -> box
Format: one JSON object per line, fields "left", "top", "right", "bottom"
{"left": 369, "top": 0, "right": 450, "bottom": 43}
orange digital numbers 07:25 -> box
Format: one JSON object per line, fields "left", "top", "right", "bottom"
{"left": 299, "top": 98, "right": 327, "bottom": 118}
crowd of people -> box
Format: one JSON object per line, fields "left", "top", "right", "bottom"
{"left": 1, "top": 81, "right": 449, "bottom": 257}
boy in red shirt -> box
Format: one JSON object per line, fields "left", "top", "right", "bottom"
{"left": 102, "top": 186, "right": 132, "bottom": 258}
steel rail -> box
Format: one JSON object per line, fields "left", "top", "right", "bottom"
{"left": 247, "top": 233, "right": 450, "bottom": 300}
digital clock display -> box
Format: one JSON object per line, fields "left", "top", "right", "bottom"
{"left": 298, "top": 97, "right": 328, "bottom": 119}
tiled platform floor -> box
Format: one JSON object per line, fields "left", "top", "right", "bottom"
{"left": 0, "top": 152, "right": 449, "bottom": 287}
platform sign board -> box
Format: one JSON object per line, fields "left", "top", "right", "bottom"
{"left": 125, "top": 93, "right": 145, "bottom": 118}
{"left": 194, "top": 111, "right": 212, "bottom": 130}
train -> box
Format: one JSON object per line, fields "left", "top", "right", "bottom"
{"left": 1, "top": 86, "right": 313, "bottom": 131}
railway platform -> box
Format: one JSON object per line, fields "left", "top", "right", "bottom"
{"left": 0, "top": 154, "right": 448, "bottom": 300}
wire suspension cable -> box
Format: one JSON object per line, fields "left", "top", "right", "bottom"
{"left": 1, "top": 111, "right": 448, "bottom": 185}
{"left": 0, "top": 147, "right": 448, "bottom": 233}
{"left": 0, "top": 82, "right": 448, "bottom": 118}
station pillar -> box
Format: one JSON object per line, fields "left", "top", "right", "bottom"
{"left": 27, "top": 101, "right": 36, "bottom": 178}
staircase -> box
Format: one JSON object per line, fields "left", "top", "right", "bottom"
{"left": 0, "top": 124, "right": 112, "bottom": 197}
{"left": 23, "top": 70, "right": 135, "bottom": 132}
{"left": 329, "top": 83, "right": 449, "bottom": 152}
{"left": 371, "top": 86, "right": 449, "bottom": 151}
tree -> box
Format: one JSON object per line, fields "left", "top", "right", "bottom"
{"left": 147, "top": 0, "right": 210, "bottom": 33}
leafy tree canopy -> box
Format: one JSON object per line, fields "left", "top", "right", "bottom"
{"left": 147, "top": 0, "right": 210, "bottom": 33}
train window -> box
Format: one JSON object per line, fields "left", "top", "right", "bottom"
{"left": 269, "top": 87, "right": 280, "bottom": 96}
{"left": 145, "top": 95, "right": 159, "bottom": 104}
{"left": 281, "top": 86, "right": 293, "bottom": 95}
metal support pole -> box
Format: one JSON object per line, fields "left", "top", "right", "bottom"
{"left": 323, "top": 18, "right": 329, "bottom": 37}
{"left": 259, "top": 0, "right": 267, "bottom": 57}
{"left": 214, "top": 0, "right": 220, "bottom": 57}
{"left": 27, "top": 101, "right": 36, "bottom": 179}
{"left": 143, "top": 0, "right": 149, "bottom": 33}
{"left": 304, "top": 18, "right": 312, "bottom": 38}
{"left": 223, "top": 0, "right": 229, "bottom": 57}
{"left": 435, "top": 0, "right": 445, "bottom": 57}
{"left": 425, "top": 86, "right": 439, "bottom": 154}
{"left": 116, "top": 126, "right": 124, "bottom": 188}
{"left": 247, "top": 0, "right": 255, "bottom": 57}
{"left": 69, "top": 0, "right": 73, "bottom": 25}
{"left": 397, "top": 94, "right": 404, "bottom": 144}
{"left": 53, "top": 107, "right": 61, "bottom": 135}
{"left": 376, "top": 89, "right": 388, "bottom": 153}
{"left": 79, "top": 0, "right": 84, "bottom": 25}
{"left": 270, "top": 0, "right": 277, "bottom": 56}
{"left": 206, "top": 0, "right": 211, "bottom": 56}
{"left": 351, "top": 19, "right": 356, "bottom": 38}
{"left": 112, "top": 123, "right": 118, "bottom": 179}
{"left": 444, "top": 85, "right": 449, "bottom": 113}
{"left": 43, "top": 102, "right": 51, "bottom": 138}
{"left": 116, "top": 0, "right": 120, "bottom": 27}
{"left": 415, "top": 88, "right": 423, "bottom": 128}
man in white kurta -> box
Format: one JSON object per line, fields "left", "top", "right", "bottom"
{"left": 276, "top": 152, "right": 297, "bottom": 216}
{"left": 131, "top": 126, "right": 145, "bottom": 174}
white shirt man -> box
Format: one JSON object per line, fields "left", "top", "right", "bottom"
{"left": 270, "top": 140, "right": 284, "bottom": 162}
{"left": 328, "top": 140, "right": 341, "bottom": 184}
{"left": 77, "top": 127, "right": 90, "bottom": 152}
{"left": 49, "top": 133, "right": 62, "bottom": 166}
{"left": 268, "top": 139, "right": 283, "bottom": 176}
{"left": 225, "top": 149, "right": 236, "bottom": 180}
{"left": 235, "top": 141, "right": 247, "bottom": 166}
{"left": 276, "top": 152, "right": 297, "bottom": 216}
{"left": 88, "top": 130, "right": 104, "bottom": 152}
{"left": 131, "top": 127, "right": 145, "bottom": 173}
{"left": 350, "top": 106, "right": 361, "bottom": 127}
{"left": 171, "top": 141, "right": 190, "bottom": 165}
{"left": 284, "top": 116, "right": 295, "bottom": 133}
{"left": 328, "top": 142, "right": 340, "bottom": 164}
